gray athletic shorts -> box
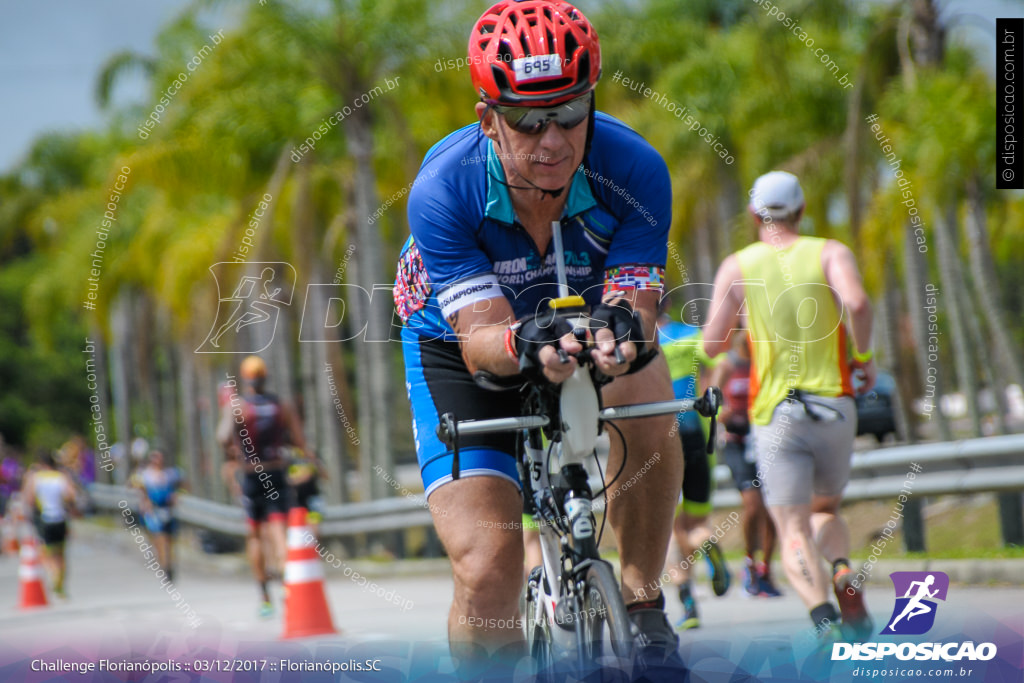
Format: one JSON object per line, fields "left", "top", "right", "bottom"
{"left": 751, "top": 394, "right": 857, "bottom": 506}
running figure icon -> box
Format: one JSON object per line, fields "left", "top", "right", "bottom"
{"left": 881, "top": 571, "right": 949, "bottom": 636}
{"left": 887, "top": 574, "right": 938, "bottom": 631}
{"left": 210, "top": 268, "right": 282, "bottom": 348}
{"left": 197, "top": 262, "right": 296, "bottom": 353}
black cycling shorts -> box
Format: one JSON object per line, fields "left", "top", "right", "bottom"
{"left": 240, "top": 468, "right": 290, "bottom": 527}
{"left": 402, "top": 330, "right": 522, "bottom": 497}
{"left": 39, "top": 520, "right": 68, "bottom": 546}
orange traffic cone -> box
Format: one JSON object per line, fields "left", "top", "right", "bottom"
{"left": 281, "top": 507, "right": 336, "bottom": 639}
{"left": 18, "top": 536, "right": 48, "bottom": 609}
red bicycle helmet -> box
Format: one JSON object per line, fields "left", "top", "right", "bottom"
{"left": 469, "top": 0, "right": 601, "bottom": 107}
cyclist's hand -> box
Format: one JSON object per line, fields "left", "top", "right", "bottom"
{"left": 589, "top": 300, "right": 657, "bottom": 376}
{"left": 514, "top": 311, "right": 576, "bottom": 383}
{"left": 852, "top": 357, "right": 877, "bottom": 394}
{"left": 537, "top": 335, "right": 583, "bottom": 383}
{"left": 591, "top": 327, "right": 636, "bottom": 377}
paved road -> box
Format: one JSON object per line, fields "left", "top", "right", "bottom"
{"left": 0, "top": 524, "right": 1021, "bottom": 682}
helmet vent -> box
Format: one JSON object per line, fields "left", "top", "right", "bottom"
{"left": 520, "top": 32, "right": 532, "bottom": 56}
{"left": 519, "top": 76, "right": 572, "bottom": 93}
{"left": 498, "top": 40, "right": 514, "bottom": 62}
{"left": 564, "top": 31, "right": 578, "bottom": 57}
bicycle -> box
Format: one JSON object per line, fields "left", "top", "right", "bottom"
{"left": 437, "top": 291, "right": 722, "bottom": 675}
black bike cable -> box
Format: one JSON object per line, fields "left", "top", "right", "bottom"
{"left": 592, "top": 419, "right": 628, "bottom": 547}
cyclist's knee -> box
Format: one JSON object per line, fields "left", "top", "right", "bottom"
{"left": 451, "top": 544, "right": 522, "bottom": 609}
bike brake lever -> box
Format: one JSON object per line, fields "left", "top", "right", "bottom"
{"left": 699, "top": 387, "right": 723, "bottom": 455}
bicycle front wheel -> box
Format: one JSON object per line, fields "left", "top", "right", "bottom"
{"left": 525, "top": 567, "right": 554, "bottom": 671}
{"left": 577, "top": 561, "right": 634, "bottom": 662}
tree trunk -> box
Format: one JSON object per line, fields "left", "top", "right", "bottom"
{"left": 902, "top": 226, "right": 953, "bottom": 440}
{"left": 933, "top": 202, "right": 982, "bottom": 437}
{"left": 176, "top": 343, "right": 203, "bottom": 496}
{"left": 109, "top": 293, "right": 133, "bottom": 483}
{"left": 878, "top": 266, "right": 916, "bottom": 442}
{"left": 964, "top": 174, "right": 1024, "bottom": 393}
{"left": 311, "top": 262, "right": 349, "bottom": 504}
{"left": 345, "top": 104, "right": 394, "bottom": 501}
{"left": 88, "top": 324, "right": 115, "bottom": 484}
{"left": 715, "top": 166, "right": 742, "bottom": 256}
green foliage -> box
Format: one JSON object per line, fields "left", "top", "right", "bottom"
{"left": 0, "top": 259, "right": 90, "bottom": 449}
{"left": 0, "top": 0, "right": 1020, "bottom": 456}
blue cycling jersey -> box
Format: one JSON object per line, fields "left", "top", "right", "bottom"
{"left": 394, "top": 111, "right": 671, "bottom": 341}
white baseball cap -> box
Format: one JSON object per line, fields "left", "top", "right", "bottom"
{"left": 748, "top": 171, "right": 804, "bottom": 219}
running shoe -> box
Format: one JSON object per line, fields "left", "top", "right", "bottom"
{"left": 675, "top": 593, "right": 700, "bottom": 634}
{"left": 833, "top": 566, "right": 873, "bottom": 640}
{"left": 258, "top": 601, "right": 274, "bottom": 618}
{"left": 703, "top": 541, "right": 731, "bottom": 597}
{"left": 757, "top": 563, "right": 783, "bottom": 598}
{"left": 741, "top": 559, "right": 759, "bottom": 597}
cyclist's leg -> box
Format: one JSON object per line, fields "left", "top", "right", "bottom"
{"left": 402, "top": 332, "right": 526, "bottom": 665}
{"left": 600, "top": 354, "right": 685, "bottom": 661}
{"left": 601, "top": 355, "right": 681, "bottom": 605}
{"left": 430, "top": 474, "right": 525, "bottom": 663}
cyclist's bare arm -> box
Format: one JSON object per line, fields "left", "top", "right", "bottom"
{"left": 822, "top": 240, "right": 875, "bottom": 392}
{"left": 446, "top": 296, "right": 583, "bottom": 383}
{"left": 703, "top": 255, "right": 745, "bottom": 357}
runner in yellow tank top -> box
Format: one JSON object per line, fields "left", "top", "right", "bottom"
{"left": 735, "top": 236, "right": 854, "bottom": 426}
{"left": 703, "top": 171, "right": 876, "bottom": 643}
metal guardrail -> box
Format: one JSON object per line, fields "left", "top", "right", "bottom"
{"left": 89, "top": 434, "right": 1024, "bottom": 539}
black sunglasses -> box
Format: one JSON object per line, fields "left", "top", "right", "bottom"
{"left": 492, "top": 93, "right": 593, "bottom": 135}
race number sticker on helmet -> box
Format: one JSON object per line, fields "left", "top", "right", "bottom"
{"left": 437, "top": 274, "right": 503, "bottom": 319}
{"left": 513, "top": 55, "right": 563, "bottom": 83}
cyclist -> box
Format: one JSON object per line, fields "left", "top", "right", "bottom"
{"left": 703, "top": 171, "right": 875, "bottom": 640}
{"left": 393, "top": 0, "right": 684, "bottom": 668}
{"left": 217, "top": 355, "right": 306, "bottom": 617}
{"left": 707, "top": 327, "right": 781, "bottom": 598}
{"left": 21, "top": 450, "right": 76, "bottom": 598}
{"left": 134, "top": 449, "right": 184, "bottom": 583}
{"left": 657, "top": 306, "right": 730, "bottom": 630}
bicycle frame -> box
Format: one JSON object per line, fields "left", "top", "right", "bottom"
{"left": 433, "top": 221, "right": 721, "bottom": 671}
{"left": 437, "top": 341, "right": 721, "bottom": 669}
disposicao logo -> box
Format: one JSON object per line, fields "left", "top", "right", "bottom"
{"left": 882, "top": 571, "right": 949, "bottom": 635}
{"left": 831, "top": 571, "right": 997, "bottom": 662}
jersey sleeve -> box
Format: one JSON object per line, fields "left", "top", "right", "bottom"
{"left": 596, "top": 126, "right": 671, "bottom": 295}
{"left": 407, "top": 172, "right": 504, "bottom": 320}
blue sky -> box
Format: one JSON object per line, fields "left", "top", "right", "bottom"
{"left": 0, "top": 0, "right": 1019, "bottom": 174}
